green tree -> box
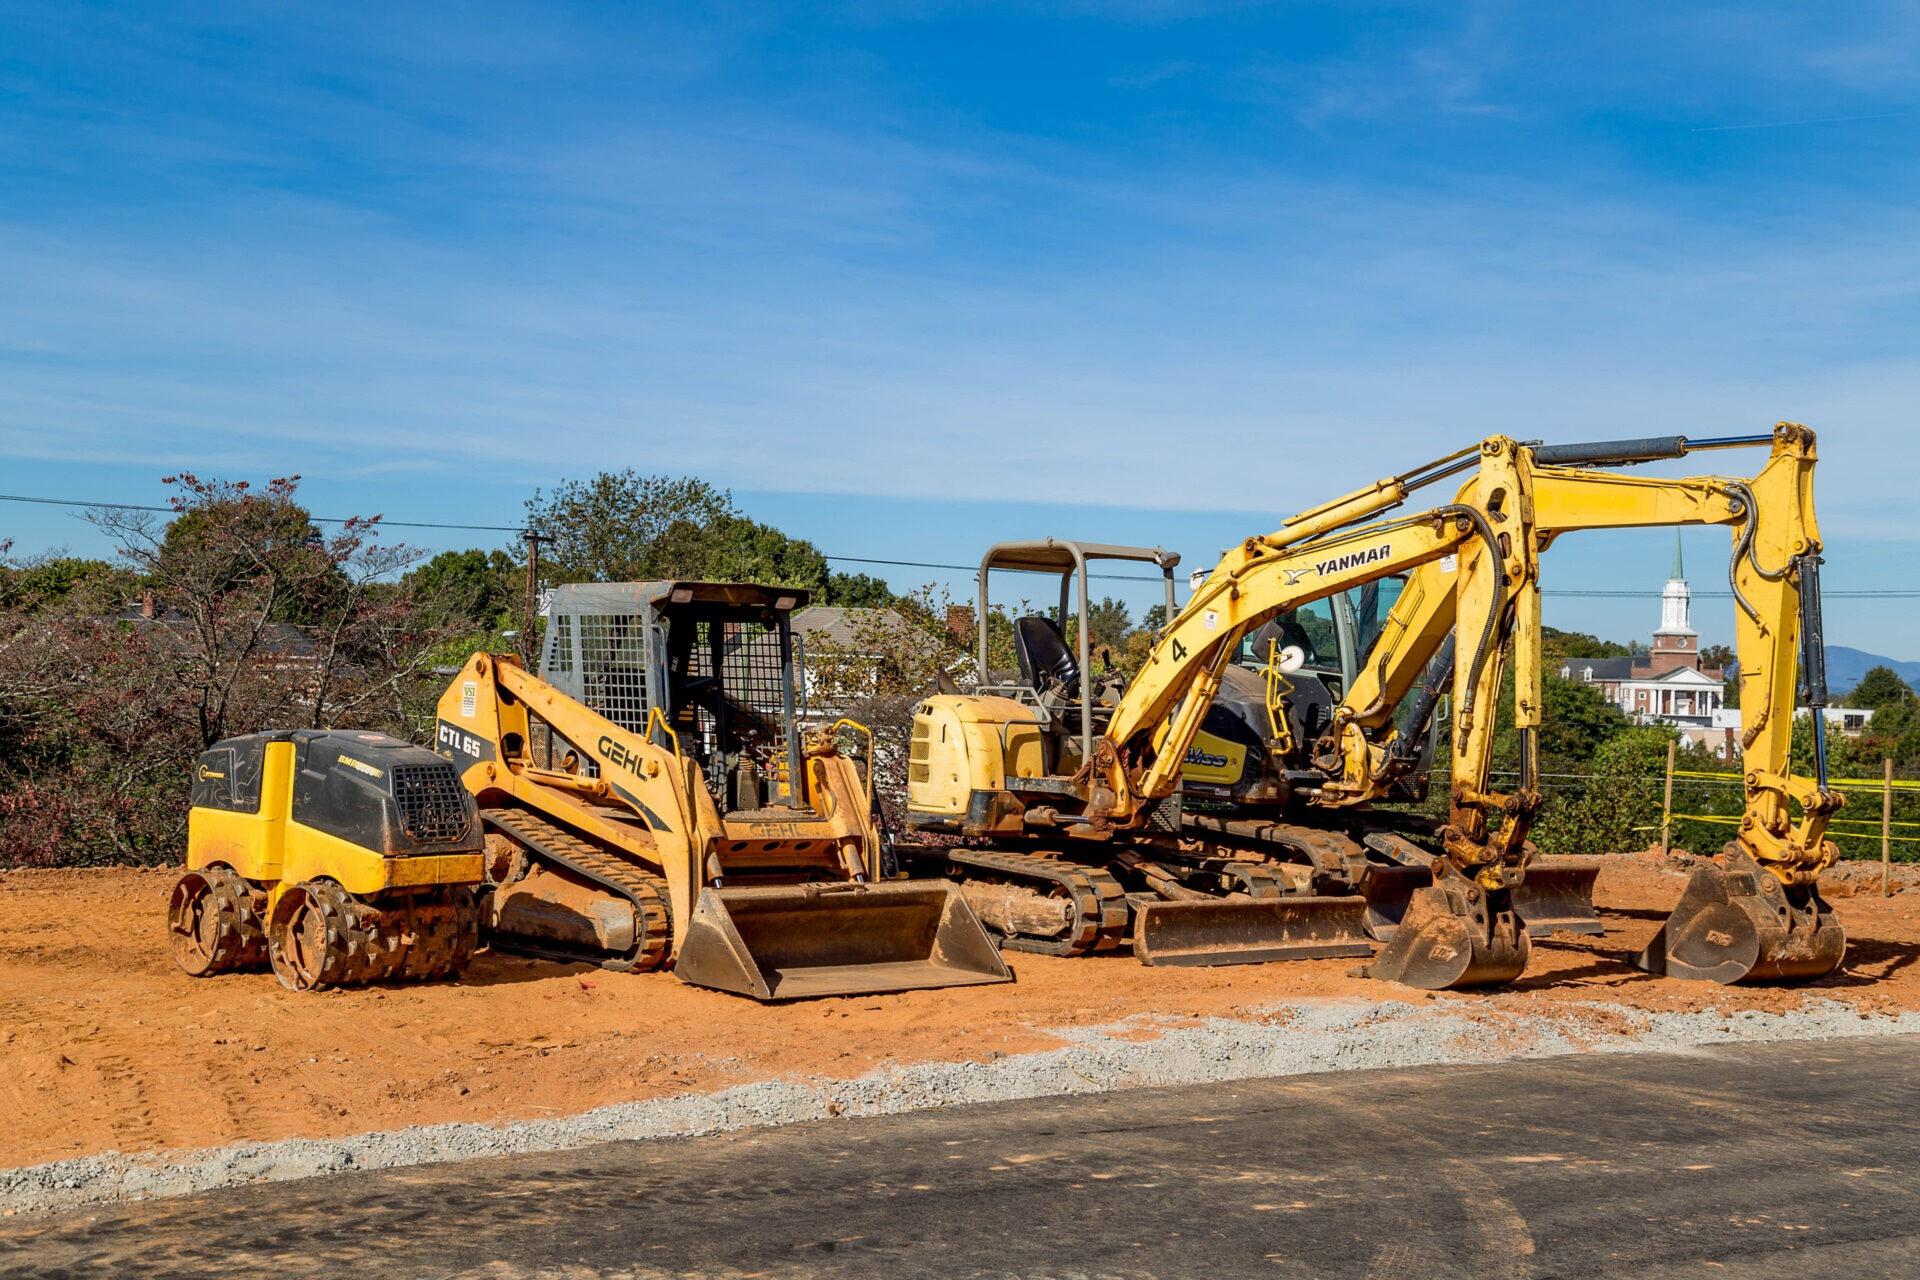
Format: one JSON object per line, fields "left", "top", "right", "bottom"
{"left": 1700, "top": 643, "right": 1735, "bottom": 671}
{"left": 405, "top": 548, "right": 521, "bottom": 632}
{"left": 1084, "top": 596, "right": 1133, "bottom": 651}
{"left": 0, "top": 556, "right": 133, "bottom": 613}
{"left": 1542, "top": 626, "right": 1633, "bottom": 663}
{"left": 823, "top": 571, "right": 895, "bottom": 607}
{"left": 1847, "top": 665, "right": 1915, "bottom": 712}
{"left": 1530, "top": 726, "right": 1674, "bottom": 854}
{"left": 526, "top": 471, "right": 837, "bottom": 593}
{"left": 525, "top": 472, "right": 733, "bottom": 582}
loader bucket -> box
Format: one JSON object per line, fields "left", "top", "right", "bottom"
{"left": 1631, "top": 848, "right": 1845, "bottom": 983}
{"left": 1368, "top": 879, "right": 1529, "bottom": 990}
{"left": 1132, "top": 895, "right": 1375, "bottom": 967}
{"left": 1357, "top": 863, "right": 1433, "bottom": 942}
{"left": 1511, "top": 855, "right": 1605, "bottom": 938}
{"left": 673, "top": 881, "right": 1013, "bottom": 1001}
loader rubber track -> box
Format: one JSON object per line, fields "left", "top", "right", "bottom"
{"left": 483, "top": 808, "right": 673, "bottom": 973}
{"left": 947, "top": 848, "right": 1130, "bottom": 957}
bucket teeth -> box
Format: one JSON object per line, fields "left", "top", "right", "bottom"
{"left": 1632, "top": 846, "right": 1845, "bottom": 983}
{"left": 1367, "top": 866, "right": 1529, "bottom": 990}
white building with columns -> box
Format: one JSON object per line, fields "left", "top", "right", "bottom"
{"left": 1558, "top": 535, "right": 1728, "bottom": 743}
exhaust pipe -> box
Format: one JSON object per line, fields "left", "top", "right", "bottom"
{"left": 673, "top": 881, "right": 1013, "bottom": 1000}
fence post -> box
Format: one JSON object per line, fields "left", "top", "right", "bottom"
{"left": 1659, "top": 738, "right": 1677, "bottom": 857}
{"left": 1883, "top": 756, "right": 1895, "bottom": 898}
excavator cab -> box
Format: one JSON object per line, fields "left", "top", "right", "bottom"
{"left": 969, "top": 539, "right": 1183, "bottom": 777}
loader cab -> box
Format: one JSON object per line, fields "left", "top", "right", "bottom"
{"left": 539, "top": 581, "right": 809, "bottom": 812}
{"left": 974, "top": 540, "right": 1182, "bottom": 775}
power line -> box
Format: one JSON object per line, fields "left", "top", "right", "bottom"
{"left": 6, "top": 489, "right": 1919, "bottom": 597}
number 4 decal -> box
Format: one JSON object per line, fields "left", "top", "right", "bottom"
{"left": 1171, "top": 637, "right": 1188, "bottom": 661}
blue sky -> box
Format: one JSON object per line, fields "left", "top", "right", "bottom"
{"left": 3, "top": 2, "right": 1918, "bottom": 650}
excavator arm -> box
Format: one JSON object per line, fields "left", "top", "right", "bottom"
{"left": 1367, "top": 423, "right": 1846, "bottom": 985}
{"left": 1097, "top": 510, "right": 1486, "bottom": 817}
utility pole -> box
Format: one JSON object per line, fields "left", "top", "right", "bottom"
{"left": 522, "top": 528, "right": 542, "bottom": 665}
{"left": 1659, "top": 738, "right": 1677, "bottom": 858}
{"left": 1884, "top": 756, "right": 1895, "bottom": 898}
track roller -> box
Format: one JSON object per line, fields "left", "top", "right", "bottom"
{"left": 168, "top": 865, "right": 268, "bottom": 977}
{"left": 1367, "top": 862, "right": 1529, "bottom": 989}
{"left": 1632, "top": 845, "right": 1845, "bottom": 983}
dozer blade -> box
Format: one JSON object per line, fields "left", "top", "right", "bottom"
{"left": 673, "top": 881, "right": 1013, "bottom": 1001}
{"left": 1132, "top": 895, "right": 1375, "bottom": 967}
{"left": 1356, "top": 864, "right": 1433, "bottom": 942}
{"left": 1368, "top": 873, "right": 1529, "bottom": 990}
{"left": 1632, "top": 848, "right": 1845, "bottom": 983}
{"left": 1511, "top": 855, "right": 1605, "bottom": 939}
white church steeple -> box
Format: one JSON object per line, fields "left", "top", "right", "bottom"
{"left": 1656, "top": 531, "right": 1694, "bottom": 640}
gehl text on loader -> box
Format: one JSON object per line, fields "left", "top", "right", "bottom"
{"left": 901, "top": 424, "right": 1844, "bottom": 991}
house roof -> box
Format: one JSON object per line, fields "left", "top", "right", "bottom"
{"left": 791, "top": 606, "right": 914, "bottom": 650}
{"left": 1562, "top": 656, "right": 1635, "bottom": 681}
{"left": 115, "top": 606, "right": 325, "bottom": 661}
{"left": 1558, "top": 656, "right": 1724, "bottom": 686}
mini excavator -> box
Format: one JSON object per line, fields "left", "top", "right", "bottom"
{"left": 905, "top": 425, "right": 1844, "bottom": 990}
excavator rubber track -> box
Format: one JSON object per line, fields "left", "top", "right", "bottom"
{"left": 947, "top": 848, "right": 1130, "bottom": 956}
{"left": 483, "top": 808, "right": 673, "bottom": 972}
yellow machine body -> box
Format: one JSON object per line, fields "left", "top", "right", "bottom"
{"left": 171, "top": 729, "right": 485, "bottom": 991}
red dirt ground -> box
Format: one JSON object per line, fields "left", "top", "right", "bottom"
{"left": 2, "top": 855, "right": 1915, "bottom": 1170}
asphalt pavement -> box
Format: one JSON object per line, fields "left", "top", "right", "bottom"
{"left": 2, "top": 1034, "right": 1916, "bottom": 1279}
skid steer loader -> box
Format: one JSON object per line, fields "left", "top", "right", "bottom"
{"left": 168, "top": 729, "right": 485, "bottom": 991}
{"left": 436, "top": 581, "right": 1010, "bottom": 1001}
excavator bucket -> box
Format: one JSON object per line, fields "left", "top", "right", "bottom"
{"left": 1368, "top": 875, "right": 1530, "bottom": 990}
{"left": 1632, "top": 848, "right": 1845, "bottom": 983}
{"left": 1356, "top": 864, "right": 1433, "bottom": 942}
{"left": 1510, "top": 855, "right": 1605, "bottom": 938}
{"left": 673, "top": 881, "right": 1013, "bottom": 1000}
{"left": 1132, "top": 894, "right": 1375, "bottom": 967}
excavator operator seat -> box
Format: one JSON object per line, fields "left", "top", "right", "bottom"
{"left": 1014, "top": 615, "right": 1080, "bottom": 697}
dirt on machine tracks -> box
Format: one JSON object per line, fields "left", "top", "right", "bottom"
{"left": 2, "top": 853, "right": 1919, "bottom": 1173}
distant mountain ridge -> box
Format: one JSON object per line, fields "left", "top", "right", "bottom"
{"left": 1823, "top": 646, "right": 1920, "bottom": 694}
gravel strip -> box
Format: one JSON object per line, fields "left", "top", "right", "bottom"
{"left": 3, "top": 996, "right": 1912, "bottom": 1217}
